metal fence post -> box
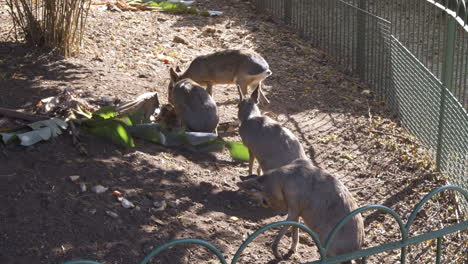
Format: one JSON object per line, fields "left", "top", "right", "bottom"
{"left": 284, "top": 0, "right": 292, "bottom": 25}
{"left": 356, "top": 0, "right": 366, "bottom": 78}
{"left": 436, "top": 14, "right": 457, "bottom": 169}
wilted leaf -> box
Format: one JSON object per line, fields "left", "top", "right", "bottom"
{"left": 341, "top": 153, "right": 354, "bottom": 160}
{"left": 17, "top": 127, "right": 52, "bottom": 146}
{"left": 318, "top": 135, "right": 337, "bottom": 144}
{"left": 27, "top": 118, "right": 68, "bottom": 137}
{"left": 0, "top": 118, "right": 68, "bottom": 146}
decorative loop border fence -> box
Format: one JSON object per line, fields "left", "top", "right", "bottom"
{"left": 64, "top": 185, "right": 468, "bottom": 264}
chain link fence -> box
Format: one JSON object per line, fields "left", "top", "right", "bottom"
{"left": 254, "top": 0, "right": 467, "bottom": 210}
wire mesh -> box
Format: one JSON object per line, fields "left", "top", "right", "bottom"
{"left": 342, "top": 0, "right": 468, "bottom": 109}
{"left": 390, "top": 36, "right": 442, "bottom": 153}
{"left": 251, "top": 0, "right": 468, "bottom": 211}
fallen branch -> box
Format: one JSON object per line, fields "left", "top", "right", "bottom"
{"left": 0, "top": 107, "right": 49, "bottom": 121}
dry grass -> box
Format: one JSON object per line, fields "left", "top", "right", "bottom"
{"left": 6, "top": 0, "right": 90, "bottom": 56}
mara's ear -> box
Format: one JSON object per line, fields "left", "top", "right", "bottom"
{"left": 175, "top": 66, "right": 182, "bottom": 73}
{"left": 251, "top": 84, "right": 260, "bottom": 104}
{"left": 237, "top": 85, "right": 244, "bottom": 101}
{"left": 237, "top": 175, "right": 263, "bottom": 192}
{"left": 169, "top": 67, "right": 179, "bottom": 82}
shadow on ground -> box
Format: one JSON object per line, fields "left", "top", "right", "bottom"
{"left": 0, "top": 42, "right": 91, "bottom": 109}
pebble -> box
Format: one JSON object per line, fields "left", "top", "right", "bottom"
{"left": 173, "top": 36, "right": 189, "bottom": 45}
{"left": 69, "top": 175, "right": 80, "bottom": 182}
{"left": 91, "top": 185, "right": 108, "bottom": 194}
{"left": 153, "top": 200, "right": 167, "bottom": 212}
{"left": 361, "top": 89, "right": 371, "bottom": 95}
{"left": 106, "top": 210, "right": 119, "bottom": 218}
{"left": 121, "top": 198, "right": 135, "bottom": 209}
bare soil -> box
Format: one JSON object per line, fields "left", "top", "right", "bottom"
{"left": 0, "top": 0, "right": 466, "bottom": 264}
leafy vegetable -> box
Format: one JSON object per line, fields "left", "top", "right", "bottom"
{"left": 93, "top": 106, "right": 117, "bottom": 120}
{"left": 88, "top": 119, "right": 135, "bottom": 148}
{"left": 224, "top": 141, "right": 250, "bottom": 161}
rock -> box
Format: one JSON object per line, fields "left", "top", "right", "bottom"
{"left": 207, "top": 10, "right": 223, "bottom": 16}
{"left": 166, "top": 197, "right": 192, "bottom": 208}
{"left": 106, "top": 210, "right": 119, "bottom": 218}
{"left": 91, "top": 185, "right": 108, "bottom": 194}
{"left": 173, "top": 36, "right": 189, "bottom": 45}
{"left": 79, "top": 183, "right": 87, "bottom": 192}
{"left": 153, "top": 200, "right": 167, "bottom": 212}
{"left": 121, "top": 198, "right": 135, "bottom": 209}
{"left": 361, "top": 89, "right": 371, "bottom": 95}
{"left": 203, "top": 27, "right": 217, "bottom": 35}
{"left": 69, "top": 175, "right": 80, "bottom": 182}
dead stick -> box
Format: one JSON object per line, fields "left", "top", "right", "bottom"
{"left": 69, "top": 120, "right": 88, "bottom": 156}
{"left": 0, "top": 107, "right": 49, "bottom": 121}
{"left": 370, "top": 129, "right": 415, "bottom": 143}
{"left": 349, "top": 186, "right": 370, "bottom": 191}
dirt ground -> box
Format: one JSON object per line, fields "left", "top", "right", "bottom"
{"left": 0, "top": 0, "right": 466, "bottom": 263}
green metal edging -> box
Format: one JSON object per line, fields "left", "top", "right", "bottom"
{"left": 140, "top": 238, "right": 228, "bottom": 264}
{"left": 304, "top": 220, "right": 468, "bottom": 264}
{"left": 231, "top": 220, "right": 326, "bottom": 263}
{"left": 63, "top": 185, "right": 468, "bottom": 264}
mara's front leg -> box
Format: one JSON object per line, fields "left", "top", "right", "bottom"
{"left": 272, "top": 210, "right": 300, "bottom": 260}
{"left": 206, "top": 83, "right": 214, "bottom": 98}
{"left": 248, "top": 148, "right": 255, "bottom": 175}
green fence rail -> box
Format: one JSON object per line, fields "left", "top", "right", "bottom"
{"left": 63, "top": 185, "right": 467, "bottom": 264}
{"left": 255, "top": 0, "right": 468, "bottom": 210}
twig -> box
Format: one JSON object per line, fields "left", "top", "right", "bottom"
{"left": 0, "top": 107, "right": 49, "bottom": 121}
{"left": 453, "top": 194, "right": 463, "bottom": 241}
{"left": 69, "top": 120, "right": 88, "bottom": 156}
{"left": 370, "top": 129, "right": 416, "bottom": 143}
{"left": 349, "top": 185, "right": 371, "bottom": 191}
{"left": 0, "top": 173, "right": 16, "bottom": 177}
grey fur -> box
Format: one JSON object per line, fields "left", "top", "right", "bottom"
{"left": 173, "top": 49, "right": 272, "bottom": 104}
{"left": 237, "top": 85, "right": 307, "bottom": 174}
{"left": 238, "top": 159, "right": 364, "bottom": 263}
{"left": 168, "top": 73, "right": 219, "bottom": 133}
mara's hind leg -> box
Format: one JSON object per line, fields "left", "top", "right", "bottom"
{"left": 236, "top": 79, "right": 249, "bottom": 98}
{"left": 272, "top": 210, "right": 300, "bottom": 260}
{"left": 258, "top": 81, "right": 270, "bottom": 104}
{"left": 289, "top": 226, "right": 299, "bottom": 254}
{"left": 248, "top": 79, "right": 270, "bottom": 105}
